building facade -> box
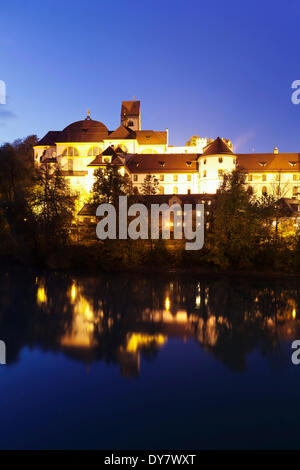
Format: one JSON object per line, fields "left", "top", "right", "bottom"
{"left": 34, "top": 100, "right": 300, "bottom": 203}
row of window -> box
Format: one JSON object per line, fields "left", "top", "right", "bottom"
{"left": 248, "top": 174, "right": 300, "bottom": 182}
{"left": 162, "top": 187, "right": 192, "bottom": 195}
{"left": 200, "top": 157, "right": 224, "bottom": 165}
{"left": 133, "top": 174, "right": 193, "bottom": 182}
{"left": 61, "top": 145, "right": 129, "bottom": 157}
{"left": 133, "top": 171, "right": 224, "bottom": 182}
{"left": 248, "top": 186, "right": 299, "bottom": 196}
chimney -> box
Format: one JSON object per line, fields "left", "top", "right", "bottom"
{"left": 274, "top": 146, "right": 279, "bottom": 154}
{"left": 166, "top": 128, "right": 169, "bottom": 146}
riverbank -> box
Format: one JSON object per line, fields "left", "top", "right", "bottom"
{"left": 2, "top": 240, "right": 300, "bottom": 280}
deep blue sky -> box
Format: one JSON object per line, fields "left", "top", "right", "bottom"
{"left": 1, "top": 0, "right": 300, "bottom": 152}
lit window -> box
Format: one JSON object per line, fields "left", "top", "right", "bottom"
{"left": 218, "top": 157, "right": 223, "bottom": 163}
{"left": 248, "top": 174, "right": 252, "bottom": 181}
{"left": 187, "top": 174, "right": 191, "bottom": 181}
{"left": 88, "top": 147, "right": 100, "bottom": 156}
{"left": 173, "top": 175, "right": 178, "bottom": 182}
{"left": 62, "top": 146, "right": 79, "bottom": 157}
{"left": 133, "top": 175, "right": 138, "bottom": 182}
{"left": 262, "top": 175, "right": 267, "bottom": 182}
{"left": 160, "top": 175, "right": 164, "bottom": 181}
{"left": 204, "top": 159, "right": 207, "bottom": 164}
{"left": 173, "top": 186, "right": 178, "bottom": 194}
{"left": 160, "top": 186, "right": 164, "bottom": 194}
{"left": 68, "top": 159, "right": 73, "bottom": 171}
{"left": 276, "top": 174, "right": 280, "bottom": 181}
{"left": 203, "top": 170, "right": 207, "bottom": 178}
{"left": 187, "top": 188, "right": 191, "bottom": 194}
{"left": 293, "top": 174, "right": 297, "bottom": 181}
{"left": 218, "top": 169, "right": 223, "bottom": 177}
{"left": 262, "top": 186, "right": 267, "bottom": 196}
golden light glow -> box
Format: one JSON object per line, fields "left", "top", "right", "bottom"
{"left": 165, "top": 296, "right": 170, "bottom": 310}
{"left": 37, "top": 286, "right": 47, "bottom": 305}
{"left": 70, "top": 283, "right": 77, "bottom": 302}
{"left": 292, "top": 308, "right": 296, "bottom": 319}
{"left": 126, "top": 333, "right": 167, "bottom": 353}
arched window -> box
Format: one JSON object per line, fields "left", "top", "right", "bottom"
{"left": 62, "top": 146, "right": 79, "bottom": 157}
{"left": 88, "top": 146, "right": 100, "bottom": 156}
{"left": 262, "top": 186, "right": 267, "bottom": 196}
{"left": 173, "top": 186, "right": 178, "bottom": 194}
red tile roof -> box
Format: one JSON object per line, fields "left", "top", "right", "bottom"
{"left": 121, "top": 101, "right": 140, "bottom": 117}
{"left": 136, "top": 130, "right": 167, "bottom": 145}
{"left": 237, "top": 153, "right": 300, "bottom": 171}
{"left": 202, "top": 137, "right": 233, "bottom": 156}
{"left": 126, "top": 154, "right": 198, "bottom": 173}
{"left": 106, "top": 125, "right": 136, "bottom": 140}
{"left": 37, "top": 131, "right": 62, "bottom": 146}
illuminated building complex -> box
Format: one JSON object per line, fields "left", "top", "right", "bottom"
{"left": 34, "top": 101, "right": 300, "bottom": 203}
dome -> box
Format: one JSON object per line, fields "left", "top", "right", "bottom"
{"left": 59, "top": 118, "right": 109, "bottom": 143}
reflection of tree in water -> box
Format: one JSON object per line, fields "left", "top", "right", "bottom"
{"left": 0, "top": 267, "right": 74, "bottom": 364}
{"left": 191, "top": 278, "right": 300, "bottom": 372}
{"left": 1, "top": 267, "right": 300, "bottom": 375}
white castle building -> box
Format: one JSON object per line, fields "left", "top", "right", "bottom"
{"left": 34, "top": 101, "right": 300, "bottom": 203}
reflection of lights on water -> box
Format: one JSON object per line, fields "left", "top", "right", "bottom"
{"left": 126, "top": 333, "right": 167, "bottom": 353}
{"left": 292, "top": 308, "right": 296, "bottom": 319}
{"left": 37, "top": 286, "right": 47, "bottom": 305}
{"left": 165, "top": 297, "right": 170, "bottom": 310}
{"left": 70, "top": 283, "right": 77, "bottom": 302}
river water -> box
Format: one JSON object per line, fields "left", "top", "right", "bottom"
{"left": 0, "top": 266, "right": 299, "bottom": 449}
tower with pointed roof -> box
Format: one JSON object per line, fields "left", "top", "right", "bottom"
{"left": 121, "top": 101, "right": 141, "bottom": 131}
{"left": 198, "top": 137, "right": 236, "bottom": 193}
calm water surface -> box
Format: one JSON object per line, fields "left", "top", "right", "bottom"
{"left": 0, "top": 266, "right": 300, "bottom": 449}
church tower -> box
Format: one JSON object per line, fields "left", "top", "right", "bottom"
{"left": 121, "top": 100, "right": 141, "bottom": 130}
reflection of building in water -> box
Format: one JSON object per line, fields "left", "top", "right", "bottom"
{"left": 33, "top": 277, "right": 300, "bottom": 375}
{"left": 118, "top": 333, "right": 167, "bottom": 378}
{"left": 37, "top": 284, "right": 47, "bottom": 306}
{"left": 60, "top": 282, "right": 99, "bottom": 360}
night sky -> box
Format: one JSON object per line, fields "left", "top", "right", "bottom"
{"left": 1, "top": 0, "right": 300, "bottom": 152}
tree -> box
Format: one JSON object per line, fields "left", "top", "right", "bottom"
{"left": 30, "top": 163, "right": 75, "bottom": 247}
{"left": 141, "top": 174, "right": 159, "bottom": 195}
{"left": 208, "top": 168, "right": 264, "bottom": 269}
{"left": 91, "top": 164, "right": 130, "bottom": 206}
{"left": 0, "top": 136, "right": 37, "bottom": 256}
